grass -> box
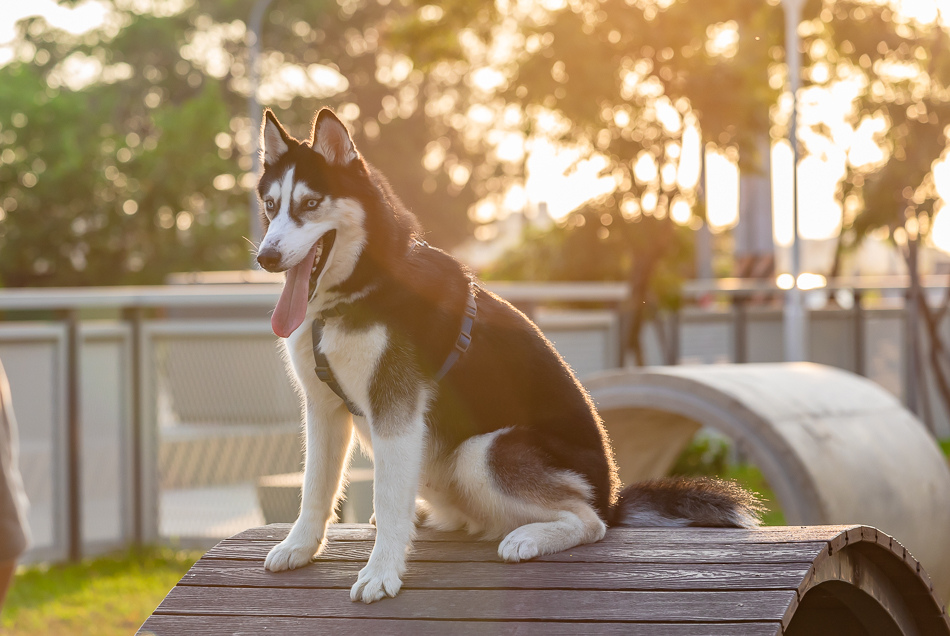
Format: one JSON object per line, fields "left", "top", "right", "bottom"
{"left": 1, "top": 547, "right": 203, "bottom": 636}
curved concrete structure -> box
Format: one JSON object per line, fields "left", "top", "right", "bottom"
{"left": 586, "top": 362, "right": 950, "bottom": 601}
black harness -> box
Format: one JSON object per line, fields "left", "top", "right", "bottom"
{"left": 310, "top": 283, "right": 478, "bottom": 418}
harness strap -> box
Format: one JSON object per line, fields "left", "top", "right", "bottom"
{"left": 310, "top": 285, "right": 477, "bottom": 416}
{"left": 311, "top": 318, "right": 365, "bottom": 417}
{"left": 435, "top": 288, "right": 477, "bottom": 381}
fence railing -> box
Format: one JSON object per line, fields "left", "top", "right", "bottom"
{"left": 0, "top": 276, "right": 946, "bottom": 563}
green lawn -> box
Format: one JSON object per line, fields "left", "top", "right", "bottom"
{"left": 1, "top": 547, "right": 202, "bottom": 636}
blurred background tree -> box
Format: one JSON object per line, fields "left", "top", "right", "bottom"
{"left": 805, "top": 0, "right": 950, "bottom": 419}
{"left": 0, "top": 0, "right": 478, "bottom": 287}
{"left": 1, "top": 0, "right": 948, "bottom": 323}
{"left": 393, "top": 0, "right": 950, "bottom": 363}
{"left": 392, "top": 0, "right": 785, "bottom": 358}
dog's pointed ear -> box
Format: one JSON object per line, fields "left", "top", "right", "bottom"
{"left": 311, "top": 109, "right": 358, "bottom": 166}
{"left": 260, "top": 109, "right": 291, "bottom": 166}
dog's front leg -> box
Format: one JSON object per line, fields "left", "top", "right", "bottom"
{"left": 349, "top": 411, "right": 426, "bottom": 603}
{"left": 265, "top": 398, "right": 352, "bottom": 572}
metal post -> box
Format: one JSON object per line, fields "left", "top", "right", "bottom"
{"left": 124, "top": 306, "right": 145, "bottom": 546}
{"left": 733, "top": 296, "right": 748, "bottom": 363}
{"left": 905, "top": 287, "right": 919, "bottom": 415}
{"left": 782, "top": 0, "right": 807, "bottom": 362}
{"left": 853, "top": 289, "right": 865, "bottom": 376}
{"left": 614, "top": 302, "right": 626, "bottom": 368}
{"left": 247, "top": 0, "right": 274, "bottom": 259}
{"left": 64, "top": 309, "right": 82, "bottom": 561}
{"left": 669, "top": 309, "right": 681, "bottom": 365}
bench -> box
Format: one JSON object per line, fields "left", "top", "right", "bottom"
{"left": 138, "top": 523, "right": 948, "bottom": 635}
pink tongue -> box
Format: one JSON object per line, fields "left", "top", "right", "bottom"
{"left": 272, "top": 242, "right": 320, "bottom": 338}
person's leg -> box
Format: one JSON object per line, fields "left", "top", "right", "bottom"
{"left": 0, "top": 359, "right": 30, "bottom": 610}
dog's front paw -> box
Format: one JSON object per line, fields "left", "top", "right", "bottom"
{"left": 498, "top": 527, "right": 541, "bottom": 562}
{"left": 349, "top": 562, "right": 403, "bottom": 603}
{"left": 264, "top": 536, "right": 323, "bottom": 572}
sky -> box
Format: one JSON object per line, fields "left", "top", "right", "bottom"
{"left": 2, "top": 0, "right": 950, "bottom": 268}
{"left": 0, "top": 0, "right": 108, "bottom": 48}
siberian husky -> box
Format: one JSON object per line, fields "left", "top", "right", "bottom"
{"left": 254, "top": 108, "right": 761, "bottom": 603}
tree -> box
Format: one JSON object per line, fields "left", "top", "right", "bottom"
{"left": 805, "top": 0, "right": 950, "bottom": 427}
{"left": 0, "top": 10, "right": 250, "bottom": 286}
{"left": 485, "top": 205, "right": 694, "bottom": 365}
{"left": 390, "top": 0, "right": 784, "bottom": 360}
{"left": 0, "top": 0, "right": 479, "bottom": 287}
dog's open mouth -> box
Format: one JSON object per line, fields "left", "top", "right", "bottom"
{"left": 307, "top": 230, "right": 336, "bottom": 301}
{"left": 271, "top": 230, "right": 337, "bottom": 338}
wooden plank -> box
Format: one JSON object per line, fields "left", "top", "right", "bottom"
{"left": 154, "top": 586, "right": 798, "bottom": 622}
{"left": 139, "top": 615, "right": 782, "bottom": 636}
{"left": 181, "top": 558, "right": 811, "bottom": 591}
{"left": 232, "top": 523, "right": 855, "bottom": 545}
{"left": 204, "top": 538, "right": 828, "bottom": 565}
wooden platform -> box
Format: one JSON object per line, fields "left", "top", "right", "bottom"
{"left": 139, "top": 523, "right": 950, "bottom": 635}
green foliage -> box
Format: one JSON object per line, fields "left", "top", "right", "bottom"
{"left": 0, "top": 0, "right": 478, "bottom": 287}
{"left": 669, "top": 435, "right": 731, "bottom": 478}
{"left": 486, "top": 206, "right": 693, "bottom": 310}
{"left": 1, "top": 546, "right": 202, "bottom": 635}
{"left": 0, "top": 9, "right": 251, "bottom": 286}
{"left": 811, "top": 0, "right": 950, "bottom": 253}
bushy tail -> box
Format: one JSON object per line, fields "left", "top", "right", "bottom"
{"left": 609, "top": 477, "right": 763, "bottom": 529}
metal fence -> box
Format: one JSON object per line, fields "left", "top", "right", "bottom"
{"left": 0, "top": 276, "right": 946, "bottom": 563}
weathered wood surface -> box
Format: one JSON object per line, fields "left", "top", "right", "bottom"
{"left": 139, "top": 523, "right": 950, "bottom": 636}
{"left": 139, "top": 616, "right": 783, "bottom": 636}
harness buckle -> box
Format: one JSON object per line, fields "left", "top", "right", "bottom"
{"left": 455, "top": 331, "right": 472, "bottom": 353}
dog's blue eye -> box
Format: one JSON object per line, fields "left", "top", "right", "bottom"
{"left": 265, "top": 200, "right": 275, "bottom": 209}
{"left": 306, "top": 199, "right": 318, "bottom": 208}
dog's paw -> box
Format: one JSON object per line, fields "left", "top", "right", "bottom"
{"left": 349, "top": 562, "right": 403, "bottom": 603}
{"left": 498, "top": 527, "right": 541, "bottom": 562}
{"left": 264, "top": 536, "right": 322, "bottom": 572}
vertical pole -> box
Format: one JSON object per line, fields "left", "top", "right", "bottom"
{"left": 64, "top": 309, "right": 82, "bottom": 561}
{"left": 905, "top": 288, "right": 920, "bottom": 415}
{"left": 853, "top": 289, "right": 865, "bottom": 376}
{"left": 669, "top": 309, "right": 681, "bottom": 365}
{"left": 247, "top": 0, "right": 274, "bottom": 260}
{"left": 782, "top": 0, "right": 807, "bottom": 363}
{"left": 696, "top": 146, "right": 713, "bottom": 281}
{"left": 733, "top": 296, "right": 748, "bottom": 363}
{"left": 124, "top": 306, "right": 145, "bottom": 546}
{"left": 614, "top": 302, "right": 625, "bottom": 368}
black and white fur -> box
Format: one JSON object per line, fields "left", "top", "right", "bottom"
{"left": 254, "top": 108, "right": 762, "bottom": 604}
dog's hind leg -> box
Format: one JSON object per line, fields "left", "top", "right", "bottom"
{"left": 452, "top": 428, "right": 606, "bottom": 561}
{"left": 498, "top": 505, "right": 605, "bottom": 562}
{"left": 265, "top": 395, "right": 353, "bottom": 572}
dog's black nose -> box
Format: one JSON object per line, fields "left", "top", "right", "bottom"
{"left": 257, "top": 247, "right": 282, "bottom": 271}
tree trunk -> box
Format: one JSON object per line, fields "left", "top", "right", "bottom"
{"left": 903, "top": 236, "right": 950, "bottom": 434}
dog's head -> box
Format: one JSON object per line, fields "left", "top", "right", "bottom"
{"left": 256, "top": 108, "right": 370, "bottom": 337}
